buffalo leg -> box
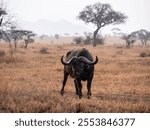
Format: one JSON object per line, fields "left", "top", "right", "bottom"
{"left": 87, "top": 80, "right": 92, "bottom": 99}
{"left": 61, "top": 72, "right": 69, "bottom": 95}
{"left": 74, "top": 80, "right": 79, "bottom": 95}
{"left": 87, "top": 78, "right": 93, "bottom": 99}
{"left": 77, "top": 80, "right": 82, "bottom": 99}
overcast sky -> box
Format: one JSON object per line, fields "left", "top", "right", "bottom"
{"left": 5, "top": 0, "right": 150, "bottom": 34}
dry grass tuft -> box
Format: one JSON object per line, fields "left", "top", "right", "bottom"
{"left": 140, "top": 52, "right": 148, "bottom": 57}
{"left": 140, "top": 52, "right": 150, "bottom": 57}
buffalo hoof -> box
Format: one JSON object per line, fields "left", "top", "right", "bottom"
{"left": 78, "top": 94, "right": 82, "bottom": 99}
{"left": 79, "top": 96, "right": 82, "bottom": 99}
{"left": 87, "top": 95, "right": 91, "bottom": 99}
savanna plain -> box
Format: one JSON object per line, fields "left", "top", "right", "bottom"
{"left": 0, "top": 42, "right": 150, "bottom": 112}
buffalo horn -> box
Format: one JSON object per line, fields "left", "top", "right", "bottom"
{"left": 61, "top": 55, "right": 77, "bottom": 65}
{"left": 78, "top": 56, "right": 98, "bottom": 65}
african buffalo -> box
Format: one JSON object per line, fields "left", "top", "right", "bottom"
{"left": 60, "top": 48, "right": 98, "bottom": 99}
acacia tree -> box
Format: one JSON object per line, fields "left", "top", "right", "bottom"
{"left": 131, "top": 29, "right": 150, "bottom": 47}
{"left": 22, "top": 30, "right": 35, "bottom": 49}
{"left": 9, "top": 28, "right": 24, "bottom": 48}
{"left": 78, "top": 2, "right": 127, "bottom": 46}
{"left": 121, "top": 33, "right": 136, "bottom": 48}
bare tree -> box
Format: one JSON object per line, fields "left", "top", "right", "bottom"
{"left": 0, "top": 0, "right": 7, "bottom": 26}
{"left": 0, "top": 1, "right": 18, "bottom": 31}
{"left": 0, "top": 0, "right": 18, "bottom": 44}
{"left": 77, "top": 2, "right": 127, "bottom": 46}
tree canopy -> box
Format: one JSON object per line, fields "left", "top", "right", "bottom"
{"left": 78, "top": 2, "right": 127, "bottom": 46}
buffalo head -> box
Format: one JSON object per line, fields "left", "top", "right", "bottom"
{"left": 61, "top": 55, "right": 98, "bottom": 78}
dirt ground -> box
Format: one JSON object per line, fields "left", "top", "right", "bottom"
{"left": 0, "top": 42, "right": 150, "bottom": 112}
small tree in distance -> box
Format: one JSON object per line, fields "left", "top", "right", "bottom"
{"left": 77, "top": 2, "right": 127, "bottom": 46}
{"left": 73, "top": 37, "right": 83, "bottom": 44}
{"left": 121, "top": 33, "right": 136, "bottom": 48}
{"left": 131, "top": 29, "right": 150, "bottom": 47}
{"left": 23, "top": 30, "right": 35, "bottom": 49}
{"left": 83, "top": 32, "right": 104, "bottom": 45}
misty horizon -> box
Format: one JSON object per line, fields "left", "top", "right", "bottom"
{"left": 5, "top": 0, "right": 150, "bottom": 35}
{"left": 19, "top": 19, "right": 92, "bottom": 36}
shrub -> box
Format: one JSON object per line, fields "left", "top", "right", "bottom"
{"left": 140, "top": 52, "right": 147, "bottom": 57}
{"left": 95, "top": 37, "right": 105, "bottom": 45}
{"left": 39, "top": 47, "right": 49, "bottom": 54}
{"left": 83, "top": 35, "right": 105, "bottom": 45}
{"left": 84, "top": 36, "right": 92, "bottom": 44}
{"left": 73, "top": 37, "right": 83, "bottom": 44}
{"left": 0, "top": 50, "right": 5, "bottom": 57}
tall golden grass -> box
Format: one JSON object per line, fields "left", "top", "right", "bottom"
{"left": 0, "top": 43, "right": 150, "bottom": 112}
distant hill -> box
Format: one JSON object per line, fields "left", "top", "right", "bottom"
{"left": 20, "top": 19, "right": 91, "bottom": 36}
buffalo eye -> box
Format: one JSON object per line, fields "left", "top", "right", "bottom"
{"left": 85, "top": 64, "right": 90, "bottom": 69}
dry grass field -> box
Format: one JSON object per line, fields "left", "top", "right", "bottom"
{"left": 0, "top": 42, "right": 150, "bottom": 113}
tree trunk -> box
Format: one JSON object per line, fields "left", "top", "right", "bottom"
{"left": 14, "top": 39, "right": 17, "bottom": 48}
{"left": 141, "top": 40, "right": 146, "bottom": 47}
{"left": 126, "top": 40, "right": 131, "bottom": 48}
{"left": 144, "top": 39, "right": 147, "bottom": 47}
{"left": 93, "top": 27, "right": 100, "bottom": 47}
{"left": 24, "top": 40, "right": 28, "bottom": 49}
{"left": 0, "top": 18, "right": 3, "bottom": 26}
